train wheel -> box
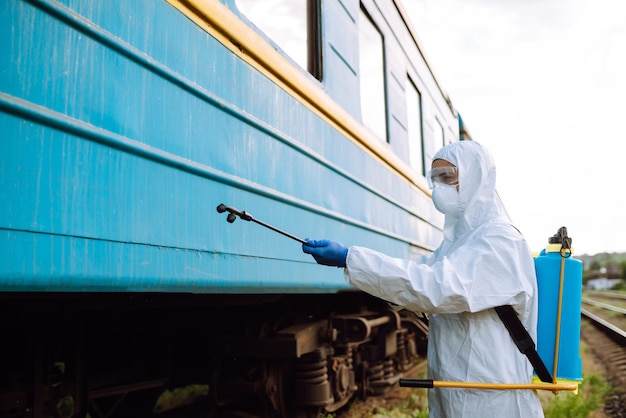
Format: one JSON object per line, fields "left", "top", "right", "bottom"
{"left": 265, "top": 360, "right": 322, "bottom": 418}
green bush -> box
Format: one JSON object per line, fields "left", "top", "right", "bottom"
{"left": 543, "top": 374, "right": 611, "bottom": 418}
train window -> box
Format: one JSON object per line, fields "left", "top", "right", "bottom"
{"left": 358, "top": 8, "right": 388, "bottom": 142}
{"left": 235, "top": 0, "right": 322, "bottom": 80}
{"left": 406, "top": 77, "right": 424, "bottom": 175}
{"left": 424, "top": 119, "right": 445, "bottom": 161}
{"left": 424, "top": 118, "right": 445, "bottom": 167}
{"left": 434, "top": 119, "right": 445, "bottom": 150}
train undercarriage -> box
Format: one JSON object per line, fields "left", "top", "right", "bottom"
{"left": 0, "top": 292, "right": 428, "bottom": 418}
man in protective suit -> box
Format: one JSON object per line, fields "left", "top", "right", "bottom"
{"left": 302, "top": 141, "right": 544, "bottom": 417}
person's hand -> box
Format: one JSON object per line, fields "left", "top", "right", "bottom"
{"left": 302, "top": 239, "right": 348, "bottom": 267}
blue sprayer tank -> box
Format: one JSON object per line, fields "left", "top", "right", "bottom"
{"left": 535, "top": 227, "right": 583, "bottom": 382}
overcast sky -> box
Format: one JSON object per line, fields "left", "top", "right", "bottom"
{"left": 401, "top": 0, "right": 626, "bottom": 255}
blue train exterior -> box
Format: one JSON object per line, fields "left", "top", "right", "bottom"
{"left": 1, "top": 0, "right": 464, "bottom": 416}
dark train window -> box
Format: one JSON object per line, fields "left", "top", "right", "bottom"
{"left": 406, "top": 77, "right": 424, "bottom": 175}
{"left": 235, "top": 0, "right": 322, "bottom": 80}
{"left": 359, "top": 8, "right": 387, "bottom": 142}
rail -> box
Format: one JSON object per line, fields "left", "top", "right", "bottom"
{"left": 581, "top": 294, "right": 626, "bottom": 345}
{"left": 580, "top": 293, "right": 626, "bottom": 398}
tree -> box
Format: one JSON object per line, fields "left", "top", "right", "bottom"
{"left": 589, "top": 260, "right": 601, "bottom": 271}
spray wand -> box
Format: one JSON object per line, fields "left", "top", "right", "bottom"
{"left": 216, "top": 203, "right": 306, "bottom": 244}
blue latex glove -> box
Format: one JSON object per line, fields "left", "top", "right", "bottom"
{"left": 302, "top": 239, "right": 348, "bottom": 267}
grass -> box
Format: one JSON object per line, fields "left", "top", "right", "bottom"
{"left": 538, "top": 339, "right": 614, "bottom": 418}
{"left": 367, "top": 394, "right": 429, "bottom": 418}
{"left": 540, "top": 374, "right": 611, "bottom": 418}
{"left": 153, "top": 384, "right": 209, "bottom": 414}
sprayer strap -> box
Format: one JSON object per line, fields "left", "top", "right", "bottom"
{"left": 494, "top": 305, "right": 553, "bottom": 383}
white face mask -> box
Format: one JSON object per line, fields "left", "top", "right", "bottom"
{"left": 432, "top": 183, "right": 460, "bottom": 216}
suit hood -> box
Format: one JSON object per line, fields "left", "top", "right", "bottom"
{"left": 433, "top": 141, "right": 509, "bottom": 240}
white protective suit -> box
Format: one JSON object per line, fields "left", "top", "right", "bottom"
{"left": 345, "top": 141, "right": 544, "bottom": 417}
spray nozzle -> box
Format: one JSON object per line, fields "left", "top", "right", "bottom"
{"left": 548, "top": 226, "right": 572, "bottom": 257}
{"left": 216, "top": 203, "right": 306, "bottom": 244}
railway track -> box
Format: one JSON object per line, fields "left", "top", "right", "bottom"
{"left": 581, "top": 292, "right": 626, "bottom": 417}
{"left": 582, "top": 292, "right": 626, "bottom": 347}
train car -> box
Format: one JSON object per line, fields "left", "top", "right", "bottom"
{"left": 0, "top": 0, "right": 464, "bottom": 416}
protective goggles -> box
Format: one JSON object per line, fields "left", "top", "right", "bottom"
{"left": 427, "top": 166, "right": 458, "bottom": 189}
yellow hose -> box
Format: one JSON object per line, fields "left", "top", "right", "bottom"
{"left": 552, "top": 250, "right": 568, "bottom": 383}
{"left": 430, "top": 380, "right": 578, "bottom": 391}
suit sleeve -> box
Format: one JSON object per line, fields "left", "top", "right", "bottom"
{"left": 344, "top": 234, "right": 535, "bottom": 314}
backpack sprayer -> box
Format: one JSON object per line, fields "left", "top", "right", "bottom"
{"left": 217, "top": 204, "right": 583, "bottom": 393}
{"left": 400, "top": 227, "right": 583, "bottom": 394}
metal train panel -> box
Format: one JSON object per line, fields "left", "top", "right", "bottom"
{"left": 1, "top": 0, "right": 451, "bottom": 294}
